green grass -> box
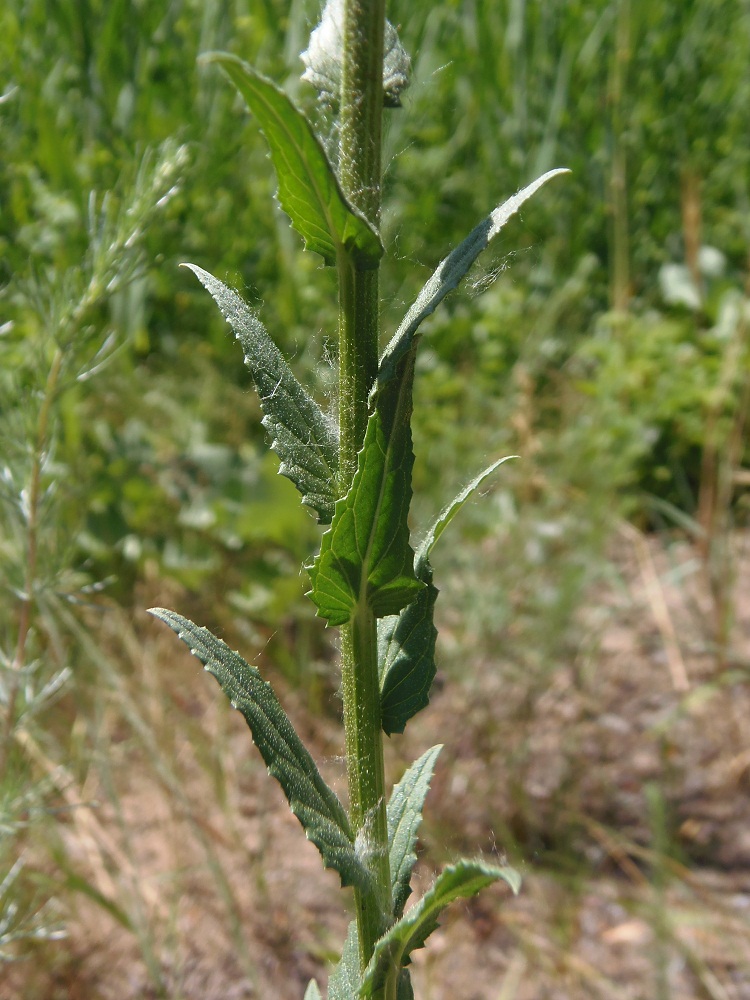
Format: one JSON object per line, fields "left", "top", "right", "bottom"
{"left": 1, "top": 0, "right": 750, "bottom": 995}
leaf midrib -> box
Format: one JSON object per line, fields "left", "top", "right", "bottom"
{"left": 247, "top": 70, "right": 350, "bottom": 260}
{"left": 358, "top": 366, "right": 412, "bottom": 608}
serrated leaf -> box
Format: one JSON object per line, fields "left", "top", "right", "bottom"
{"left": 149, "top": 609, "right": 370, "bottom": 892}
{"left": 375, "top": 169, "right": 570, "bottom": 396}
{"left": 308, "top": 403, "right": 423, "bottom": 627}
{"left": 367, "top": 329, "right": 433, "bottom": 731}
{"left": 360, "top": 862, "right": 521, "bottom": 998}
{"left": 303, "top": 980, "right": 322, "bottom": 1000}
{"left": 387, "top": 745, "right": 442, "bottom": 918}
{"left": 328, "top": 920, "right": 360, "bottom": 1000}
{"left": 185, "top": 265, "right": 338, "bottom": 523}
{"left": 373, "top": 176, "right": 569, "bottom": 712}
{"left": 378, "top": 581, "right": 438, "bottom": 736}
{"left": 380, "top": 457, "right": 516, "bottom": 734}
{"left": 206, "top": 53, "right": 383, "bottom": 269}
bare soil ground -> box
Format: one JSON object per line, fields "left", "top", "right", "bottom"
{"left": 4, "top": 530, "right": 750, "bottom": 1000}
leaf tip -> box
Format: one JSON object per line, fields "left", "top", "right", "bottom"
{"left": 180, "top": 261, "right": 207, "bottom": 283}
{"left": 197, "top": 49, "right": 234, "bottom": 69}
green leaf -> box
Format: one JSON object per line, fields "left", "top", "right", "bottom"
{"left": 308, "top": 404, "right": 423, "bottom": 627}
{"left": 303, "top": 980, "right": 322, "bottom": 1000}
{"left": 387, "top": 745, "right": 442, "bottom": 918}
{"left": 414, "top": 456, "right": 517, "bottom": 575}
{"left": 375, "top": 169, "right": 569, "bottom": 394}
{"left": 360, "top": 862, "right": 522, "bottom": 999}
{"left": 371, "top": 177, "right": 569, "bottom": 679}
{"left": 379, "top": 581, "right": 438, "bottom": 736}
{"left": 328, "top": 920, "right": 361, "bottom": 1000}
{"left": 185, "top": 265, "right": 338, "bottom": 523}
{"left": 397, "top": 970, "right": 415, "bottom": 1000}
{"left": 206, "top": 53, "right": 383, "bottom": 269}
{"left": 380, "top": 457, "right": 516, "bottom": 735}
{"left": 149, "top": 609, "right": 370, "bottom": 892}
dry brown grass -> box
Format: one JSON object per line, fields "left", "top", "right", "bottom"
{"left": 4, "top": 532, "right": 750, "bottom": 1000}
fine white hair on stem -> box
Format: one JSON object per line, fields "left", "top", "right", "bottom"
{"left": 301, "top": 0, "right": 411, "bottom": 108}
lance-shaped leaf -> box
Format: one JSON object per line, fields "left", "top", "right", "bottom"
{"left": 149, "top": 609, "right": 370, "bottom": 892}
{"left": 380, "top": 457, "right": 515, "bottom": 734}
{"left": 413, "top": 456, "right": 517, "bottom": 576}
{"left": 206, "top": 53, "right": 382, "bottom": 269}
{"left": 378, "top": 580, "right": 438, "bottom": 737}
{"left": 374, "top": 174, "right": 566, "bottom": 705}
{"left": 397, "top": 971, "right": 415, "bottom": 1000}
{"left": 303, "top": 981, "right": 322, "bottom": 1000}
{"left": 360, "top": 862, "right": 522, "bottom": 999}
{"left": 327, "top": 922, "right": 416, "bottom": 1000}
{"left": 375, "top": 169, "right": 570, "bottom": 395}
{"left": 185, "top": 265, "right": 338, "bottom": 523}
{"left": 328, "top": 920, "right": 360, "bottom": 1000}
{"left": 308, "top": 389, "right": 423, "bottom": 626}
{"left": 387, "top": 745, "right": 442, "bottom": 918}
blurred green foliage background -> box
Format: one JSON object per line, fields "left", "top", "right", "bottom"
{"left": 1, "top": 0, "right": 749, "bottom": 989}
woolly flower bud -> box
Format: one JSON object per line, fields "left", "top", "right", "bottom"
{"left": 382, "top": 18, "right": 411, "bottom": 107}
{"left": 301, "top": 0, "right": 411, "bottom": 107}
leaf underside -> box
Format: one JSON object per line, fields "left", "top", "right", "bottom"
{"left": 360, "top": 861, "right": 522, "bottom": 998}
{"left": 185, "top": 265, "right": 338, "bottom": 523}
{"left": 149, "top": 609, "right": 371, "bottom": 892}
{"left": 303, "top": 981, "right": 322, "bottom": 1000}
{"left": 327, "top": 920, "right": 361, "bottom": 1000}
{"left": 380, "top": 456, "right": 514, "bottom": 735}
{"left": 375, "top": 168, "right": 570, "bottom": 397}
{"left": 206, "top": 53, "right": 383, "bottom": 269}
{"left": 309, "top": 403, "right": 423, "bottom": 627}
{"left": 414, "top": 455, "right": 517, "bottom": 575}
{"left": 378, "top": 580, "right": 438, "bottom": 736}
{"left": 387, "top": 745, "right": 443, "bottom": 918}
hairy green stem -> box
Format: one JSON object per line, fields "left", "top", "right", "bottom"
{"left": 337, "top": 252, "right": 379, "bottom": 489}
{"left": 341, "top": 604, "right": 392, "bottom": 952}
{"left": 339, "top": 0, "right": 386, "bottom": 226}
{"left": 337, "top": 0, "right": 391, "bottom": 971}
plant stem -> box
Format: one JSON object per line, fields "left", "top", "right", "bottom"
{"left": 609, "top": 0, "right": 631, "bottom": 312}
{"left": 0, "top": 347, "right": 64, "bottom": 772}
{"left": 337, "top": 250, "right": 378, "bottom": 487}
{"left": 339, "top": 0, "right": 386, "bottom": 227}
{"left": 340, "top": 602, "right": 392, "bottom": 956}
{"left": 336, "top": 0, "right": 385, "bottom": 486}
{"left": 337, "top": 0, "right": 391, "bottom": 970}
